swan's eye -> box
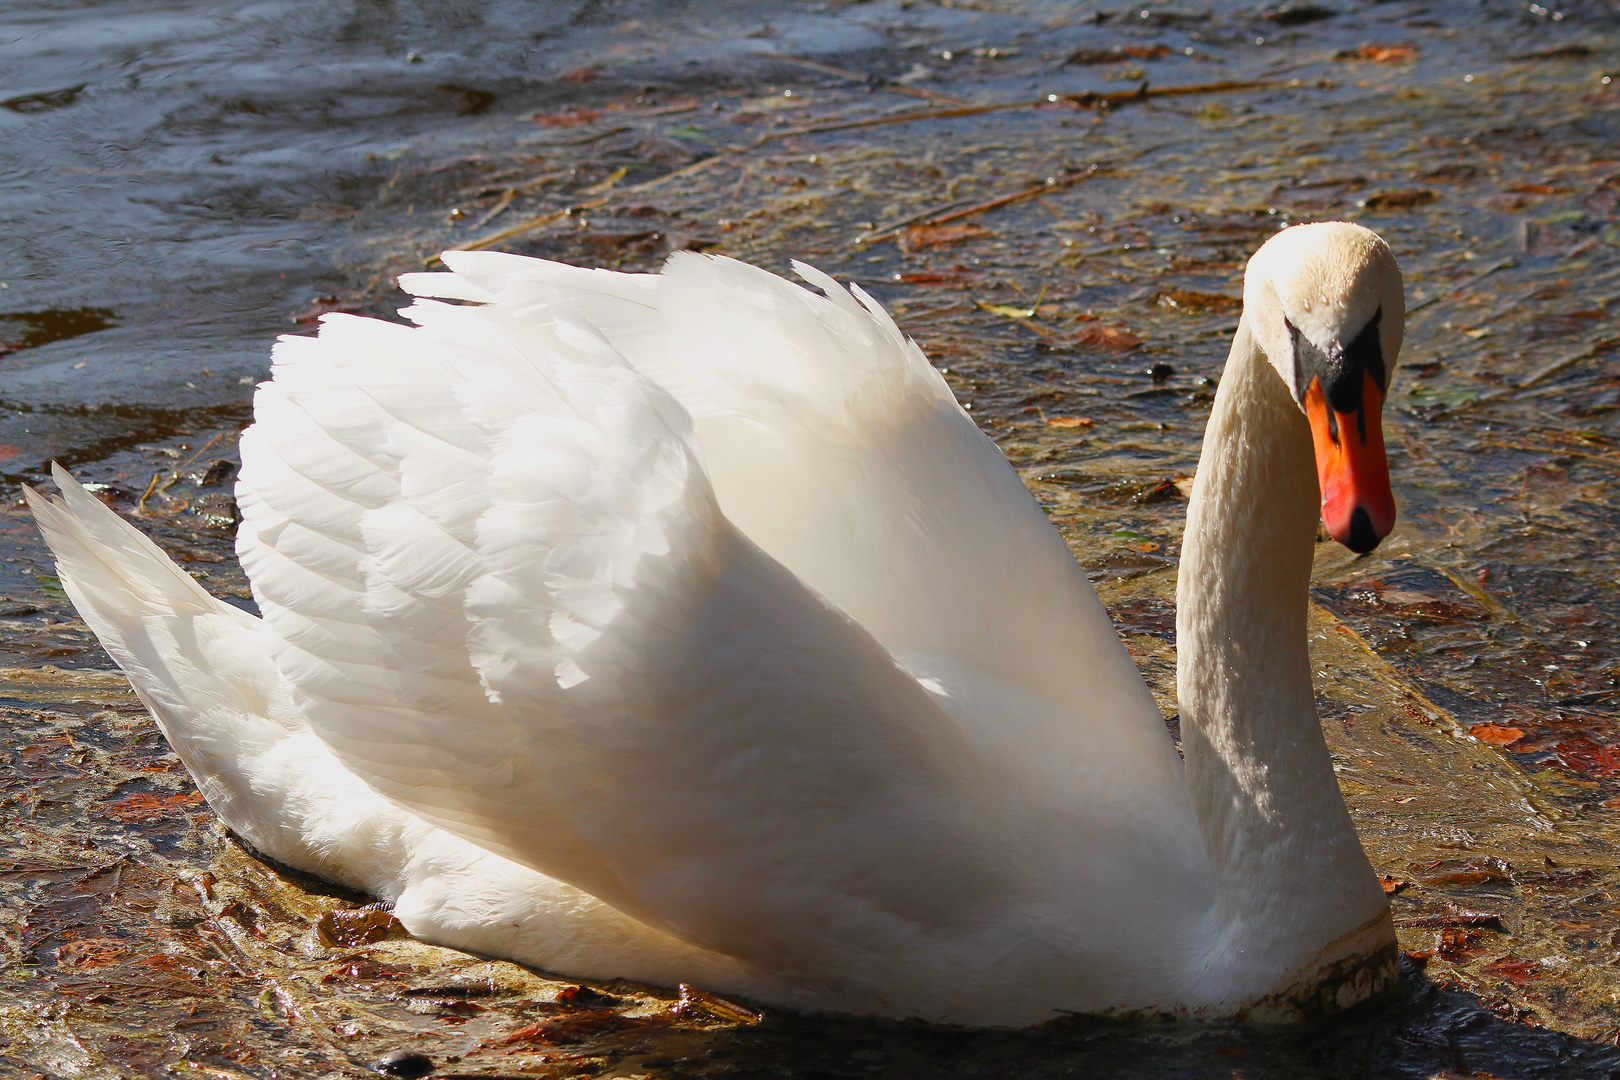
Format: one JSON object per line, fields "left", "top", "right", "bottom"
{"left": 1285, "top": 307, "right": 1384, "bottom": 414}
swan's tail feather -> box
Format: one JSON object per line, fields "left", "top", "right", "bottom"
{"left": 26, "top": 463, "right": 221, "bottom": 622}
{"left": 24, "top": 466, "right": 311, "bottom": 858}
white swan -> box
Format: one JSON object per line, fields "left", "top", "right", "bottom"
{"left": 27, "top": 221, "right": 1404, "bottom": 1027}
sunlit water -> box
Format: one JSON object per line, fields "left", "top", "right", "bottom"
{"left": 2, "top": 1, "right": 1619, "bottom": 1076}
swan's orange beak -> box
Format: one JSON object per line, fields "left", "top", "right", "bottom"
{"left": 1304, "top": 373, "right": 1396, "bottom": 554}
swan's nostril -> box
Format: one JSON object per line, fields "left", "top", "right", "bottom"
{"left": 1345, "top": 507, "right": 1379, "bottom": 554}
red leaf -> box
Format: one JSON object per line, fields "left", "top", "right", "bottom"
{"left": 1073, "top": 324, "right": 1143, "bottom": 351}
{"left": 1435, "top": 927, "right": 1486, "bottom": 960}
{"left": 1470, "top": 723, "right": 1526, "bottom": 747}
{"left": 1483, "top": 954, "right": 1542, "bottom": 986}
{"left": 900, "top": 223, "right": 991, "bottom": 251}
{"left": 316, "top": 908, "right": 404, "bottom": 948}
{"left": 1397, "top": 902, "right": 1503, "bottom": 929}
{"left": 1335, "top": 43, "right": 1418, "bottom": 63}
{"left": 101, "top": 791, "right": 205, "bottom": 822}
{"left": 1553, "top": 736, "right": 1620, "bottom": 778}
{"left": 534, "top": 107, "right": 602, "bottom": 128}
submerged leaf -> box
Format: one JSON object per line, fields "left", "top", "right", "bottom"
{"left": 316, "top": 908, "right": 406, "bottom": 948}
{"left": 1074, "top": 323, "right": 1143, "bottom": 351}
{"left": 901, "top": 223, "right": 991, "bottom": 251}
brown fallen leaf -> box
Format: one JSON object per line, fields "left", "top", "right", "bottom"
{"left": 101, "top": 791, "right": 205, "bottom": 822}
{"left": 554, "top": 984, "right": 620, "bottom": 1008}
{"left": 1435, "top": 926, "right": 1486, "bottom": 960}
{"left": 55, "top": 937, "right": 130, "bottom": 968}
{"left": 534, "top": 107, "right": 602, "bottom": 128}
{"left": 1334, "top": 43, "right": 1418, "bottom": 63}
{"left": 1153, "top": 288, "right": 1241, "bottom": 313}
{"left": 1482, "top": 954, "right": 1542, "bottom": 986}
{"left": 290, "top": 293, "right": 367, "bottom": 325}
{"left": 1133, "top": 479, "right": 1182, "bottom": 505}
{"left": 1065, "top": 44, "right": 1173, "bottom": 65}
{"left": 901, "top": 222, "right": 992, "bottom": 251}
{"left": 1360, "top": 189, "right": 1438, "bottom": 211}
{"left": 316, "top": 908, "right": 406, "bottom": 948}
{"left": 1553, "top": 736, "right": 1620, "bottom": 778}
{"left": 1073, "top": 323, "right": 1143, "bottom": 351}
{"left": 1379, "top": 875, "right": 1409, "bottom": 895}
{"left": 321, "top": 956, "right": 405, "bottom": 982}
{"left": 1397, "top": 902, "right": 1503, "bottom": 929}
{"left": 1047, "top": 416, "right": 1095, "bottom": 429}
{"left": 1470, "top": 723, "right": 1526, "bottom": 747}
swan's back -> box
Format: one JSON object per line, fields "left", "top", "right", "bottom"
{"left": 404, "top": 254, "right": 1190, "bottom": 815}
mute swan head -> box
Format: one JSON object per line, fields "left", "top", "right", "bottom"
{"left": 1244, "top": 221, "right": 1404, "bottom": 553}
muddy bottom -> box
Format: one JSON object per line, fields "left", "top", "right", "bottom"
{"left": 3, "top": 0, "right": 1620, "bottom": 1076}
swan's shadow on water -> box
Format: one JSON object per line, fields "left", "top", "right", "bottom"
{"left": 680, "top": 963, "right": 1620, "bottom": 1080}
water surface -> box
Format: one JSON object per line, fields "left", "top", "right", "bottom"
{"left": 2, "top": 1, "right": 1619, "bottom": 1076}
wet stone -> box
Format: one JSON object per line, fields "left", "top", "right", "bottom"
{"left": 374, "top": 1049, "right": 436, "bottom": 1078}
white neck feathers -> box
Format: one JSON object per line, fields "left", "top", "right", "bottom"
{"left": 1177, "top": 315, "right": 1389, "bottom": 999}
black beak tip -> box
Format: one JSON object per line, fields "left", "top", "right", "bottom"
{"left": 1344, "top": 506, "right": 1381, "bottom": 554}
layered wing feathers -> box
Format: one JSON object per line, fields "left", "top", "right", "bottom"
{"left": 236, "top": 285, "right": 1010, "bottom": 972}
{"left": 402, "top": 253, "right": 1189, "bottom": 824}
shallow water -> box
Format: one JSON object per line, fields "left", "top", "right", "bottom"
{"left": 2, "top": 0, "right": 1619, "bottom": 1076}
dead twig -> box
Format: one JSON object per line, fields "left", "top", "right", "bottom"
{"left": 1432, "top": 336, "right": 1617, "bottom": 417}
{"left": 531, "top": 124, "right": 632, "bottom": 147}
{"left": 1517, "top": 336, "right": 1620, "bottom": 389}
{"left": 1408, "top": 256, "right": 1516, "bottom": 312}
{"left": 754, "top": 51, "right": 970, "bottom": 106}
{"left": 764, "top": 100, "right": 1032, "bottom": 140}
{"left": 439, "top": 153, "right": 735, "bottom": 261}
{"left": 627, "top": 151, "right": 732, "bottom": 193}
{"left": 470, "top": 187, "right": 516, "bottom": 230}
{"left": 1494, "top": 442, "right": 1620, "bottom": 467}
{"left": 134, "top": 471, "right": 162, "bottom": 518}
{"left": 439, "top": 198, "right": 608, "bottom": 258}
{"left": 859, "top": 142, "right": 1178, "bottom": 245}
{"left": 767, "top": 79, "right": 1282, "bottom": 142}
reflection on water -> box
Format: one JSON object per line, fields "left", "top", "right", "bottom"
{"left": 1, "top": 0, "right": 1619, "bottom": 1075}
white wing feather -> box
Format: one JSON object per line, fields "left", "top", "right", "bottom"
{"left": 402, "top": 253, "right": 1188, "bottom": 824}
{"left": 235, "top": 291, "right": 1015, "bottom": 980}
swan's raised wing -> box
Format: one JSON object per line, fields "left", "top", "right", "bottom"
{"left": 401, "top": 253, "right": 1185, "bottom": 810}
{"left": 235, "top": 294, "right": 1011, "bottom": 974}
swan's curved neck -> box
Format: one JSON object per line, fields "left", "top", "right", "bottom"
{"left": 1177, "top": 315, "right": 1386, "bottom": 989}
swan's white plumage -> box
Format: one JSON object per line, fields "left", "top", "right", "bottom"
{"left": 29, "top": 230, "right": 1403, "bottom": 1025}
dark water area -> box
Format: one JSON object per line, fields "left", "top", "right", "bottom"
{"left": 3, "top": 0, "right": 1620, "bottom": 1076}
